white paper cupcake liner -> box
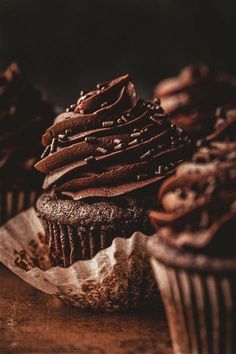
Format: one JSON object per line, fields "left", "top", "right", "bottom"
{"left": 150, "top": 255, "right": 236, "bottom": 354}
{"left": 148, "top": 235, "right": 236, "bottom": 354}
{"left": 0, "top": 190, "right": 38, "bottom": 225}
{"left": 0, "top": 208, "right": 159, "bottom": 311}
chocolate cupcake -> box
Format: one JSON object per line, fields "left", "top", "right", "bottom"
{"left": 148, "top": 142, "right": 236, "bottom": 354}
{"left": 35, "top": 74, "right": 192, "bottom": 267}
{"left": 0, "top": 63, "right": 54, "bottom": 224}
{"left": 154, "top": 63, "right": 236, "bottom": 137}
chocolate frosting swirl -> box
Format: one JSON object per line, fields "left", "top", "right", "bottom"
{"left": 0, "top": 63, "right": 54, "bottom": 189}
{"left": 35, "top": 75, "right": 191, "bottom": 200}
{"left": 150, "top": 142, "right": 236, "bottom": 257}
{"left": 154, "top": 63, "right": 236, "bottom": 137}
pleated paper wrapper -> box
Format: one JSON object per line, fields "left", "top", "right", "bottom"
{"left": 0, "top": 190, "right": 38, "bottom": 225}
{"left": 149, "top": 238, "right": 236, "bottom": 354}
{"left": 0, "top": 208, "right": 159, "bottom": 311}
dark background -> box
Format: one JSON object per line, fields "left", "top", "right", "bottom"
{"left": 1, "top": 0, "right": 236, "bottom": 107}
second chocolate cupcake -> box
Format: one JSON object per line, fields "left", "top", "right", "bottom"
{"left": 154, "top": 63, "right": 236, "bottom": 137}
{"left": 148, "top": 141, "right": 236, "bottom": 354}
{"left": 35, "top": 74, "right": 191, "bottom": 267}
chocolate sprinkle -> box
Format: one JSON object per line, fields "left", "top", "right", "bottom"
{"left": 114, "top": 143, "right": 126, "bottom": 151}
{"left": 216, "top": 106, "right": 224, "bottom": 118}
{"left": 102, "top": 121, "right": 114, "bottom": 128}
{"left": 155, "top": 106, "right": 164, "bottom": 113}
{"left": 154, "top": 97, "right": 161, "bottom": 105}
{"left": 196, "top": 139, "right": 205, "bottom": 148}
{"left": 96, "top": 147, "right": 108, "bottom": 155}
{"left": 215, "top": 118, "right": 225, "bottom": 129}
{"left": 50, "top": 138, "right": 57, "bottom": 153}
{"left": 131, "top": 132, "right": 142, "bottom": 138}
{"left": 184, "top": 136, "right": 191, "bottom": 144}
{"left": 101, "top": 102, "right": 107, "bottom": 108}
{"left": 58, "top": 134, "right": 67, "bottom": 141}
{"left": 128, "top": 139, "right": 138, "bottom": 146}
{"left": 114, "top": 138, "right": 122, "bottom": 144}
{"left": 70, "top": 104, "right": 76, "bottom": 111}
{"left": 40, "top": 145, "right": 50, "bottom": 159}
{"left": 85, "top": 136, "right": 98, "bottom": 143}
{"left": 120, "top": 116, "right": 128, "bottom": 123}
{"left": 150, "top": 116, "right": 162, "bottom": 125}
{"left": 140, "top": 150, "right": 152, "bottom": 160}
{"left": 155, "top": 165, "right": 164, "bottom": 175}
{"left": 177, "top": 128, "right": 183, "bottom": 135}
{"left": 65, "top": 129, "right": 73, "bottom": 136}
{"left": 65, "top": 103, "right": 76, "bottom": 112}
{"left": 154, "top": 113, "right": 166, "bottom": 119}
{"left": 96, "top": 81, "right": 109, "bottom": 89}
{"left": 137, "top": 174, "right": 148, "bottom": 181}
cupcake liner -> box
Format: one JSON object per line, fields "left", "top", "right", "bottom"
{"left": 150, "top": 256, "right": 236, "bottom": 354}
{"left": 0, "top": 190, "right": 38, "bottom": 225}
{"left": 41, "top": 217, "right": 149, "bottom": 267}
{"left": 0, "top": 208, "right": 159, "bottom": 311}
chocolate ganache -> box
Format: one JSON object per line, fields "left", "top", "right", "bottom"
{"left": 35, "top": 75, "right": 191, "bottom": 200}
{"left": 150, "top": 142, "right": 236, "bottom": 257}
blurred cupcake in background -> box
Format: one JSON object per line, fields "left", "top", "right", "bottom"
{"left": 154, "top": 63, "right": 236, "bottom": 138}
{"left": 0, "top": 62, "right": 54, "bottom": 224}
{"left": 148, "top": 141, "right": 236, "bottom": 354}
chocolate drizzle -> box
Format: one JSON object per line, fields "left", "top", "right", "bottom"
{"left": 35, "top": 75, "right": 191, "bottom": 200}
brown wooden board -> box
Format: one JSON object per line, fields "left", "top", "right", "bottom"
{"left": 0, "top": 265, "right": 172, "bottom": 354}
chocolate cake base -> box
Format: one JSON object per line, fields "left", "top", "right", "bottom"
{"left": 36, "top": 192, "right": 154, "bottom": 267}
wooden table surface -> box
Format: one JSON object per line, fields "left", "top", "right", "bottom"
{"left": 0, "top": 264, "right": 172, "bottom": 354}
